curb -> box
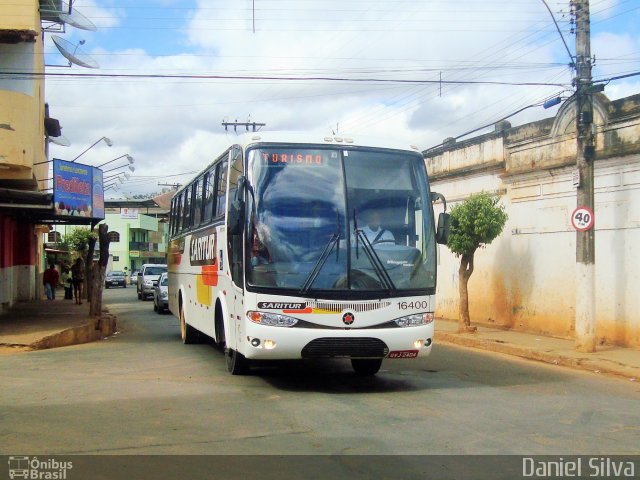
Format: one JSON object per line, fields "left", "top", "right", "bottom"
{"left": 2, "top": 314, "right": 118, "bottom": 352}
{"left": 435, "top": 331, "right": 639, "bottom": 381}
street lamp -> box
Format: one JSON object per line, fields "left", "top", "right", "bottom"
{"left": 98, "top": 154, "right": 134, "bottom": 169}
{"left": 104, "top": 172, "right": 131, "bottom": 181}
{"left": 71, "top": 136, "right": 113, "bottom": 162}
{"left": 102, "top": 164, "right": 135, "bottom": 174}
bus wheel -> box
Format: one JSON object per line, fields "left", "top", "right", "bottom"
{"left": 180, "top": 304, "right": 197, "bottom": 344}
{"left": 226, "top": 348, "right": 249, "bottom": 375}
{"left": 351, "top": 358, "right": 382, "bottom": 376}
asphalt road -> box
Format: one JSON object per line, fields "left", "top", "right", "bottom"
{"left": 1, "top": 287, "right": 638, "bottom": 459}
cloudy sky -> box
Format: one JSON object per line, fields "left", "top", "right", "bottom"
{"left": 43, "top": 0, "right": 640, "bottom": 198}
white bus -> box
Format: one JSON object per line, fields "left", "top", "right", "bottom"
{"left": 168, "top": 132, "right": 449, "bottom": 375}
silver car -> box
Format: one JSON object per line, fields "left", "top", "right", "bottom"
{"left": 153, "top": 272, "right": 169, "bottom": 314}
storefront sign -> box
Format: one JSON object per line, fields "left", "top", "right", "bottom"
{"left": 52, "top": 159, "right": 105, "bottom": 220}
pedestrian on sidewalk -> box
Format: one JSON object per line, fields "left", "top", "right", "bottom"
{"left": 60, "top": 264, "right": 73, "bottom": 300}
{"left": 71, "top": 257, "right": 85, "bottom": 305}
{"left": 43, "top": 262, "right": 60, "bottom": 301}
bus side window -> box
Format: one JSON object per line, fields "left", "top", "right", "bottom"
{"left": 216, "top": 160, "right": 229, "bottom": 218}
{"left": 182, "top": 185, "right": 192, "bottom": 231}
{"left": 203, "top": 170, "right": 215, "bottom": 223}
{"left": 227, "top": 147, "right": 244, "bottom": 286}
{"left": 170, "top": 198, "right": 175, "bottom": 236}
{"left": 175, "top": 193, "right": 183, "bottom": 234}
{"left": 192, "top": 178, "right": 203, "bottom": 227}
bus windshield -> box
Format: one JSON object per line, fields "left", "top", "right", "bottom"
{"left": 246, "top": 146, "right": 436, "bottom": 297}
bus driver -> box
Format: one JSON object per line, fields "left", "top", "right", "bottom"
{"left": 361, "top": 210, "right": 395, "bottom": 245}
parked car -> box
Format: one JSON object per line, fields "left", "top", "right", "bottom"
{"left": 129, "top": 270, "right": 139, "bottom": 285}
{"left": 137, "top": 263, "right": 167, "bottom": 300}
{"left": 105, "top": 270, "right": 127, "bottom": 289}
{"left": 153, "top": 272, "right": 169, "bottom": 314}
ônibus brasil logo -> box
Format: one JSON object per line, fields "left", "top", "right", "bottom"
{"left": 8, "top": 456, "right": 73, "bottom": 479}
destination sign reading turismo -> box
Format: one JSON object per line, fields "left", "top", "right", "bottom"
{"left": 259, "top": 150, "right": 337, "bottom": 166}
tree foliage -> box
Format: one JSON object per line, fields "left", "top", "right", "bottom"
{"left": 446, "top": 192, "right": 508, "bottom": 331}
{"left": 63, "top": 227, "right": 96, "bottom": 254}
{"left": 448, "top": 192, "right": 508, "bottom": 257}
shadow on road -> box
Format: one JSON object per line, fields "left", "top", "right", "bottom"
{"left": 203, "top": 342, "right": 571, "bottom": 394}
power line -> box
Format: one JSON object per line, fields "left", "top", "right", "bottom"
{"left": 1, "top": 71, "right": 569, "bottom": 87}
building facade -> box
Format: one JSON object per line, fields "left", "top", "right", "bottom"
{"left": 1, "top": 1, "right": 103, "bottom": 314}
{"left": 425, "top": 93, "right": 640, "bottom": 348}
{"left": 103, "top": 206, "right": 168, "bottom": 273}
{"left": 0, "top": 0, "right": 48, "bottom": 313}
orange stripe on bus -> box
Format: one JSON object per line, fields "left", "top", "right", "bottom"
{"left": 201, "top": 264, "right": 218, "bottom": 287}
{"left": 283, "top": 307, "right": 313, "bottom": 314}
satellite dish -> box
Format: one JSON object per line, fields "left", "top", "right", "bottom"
{"left": 49, "top": 135, "right": 71, "bottom": 147}
{"left": 40, "top": 1, "right": 96, "bottom": 31}
{"left": 58, "top": 1, "right": 97, "bottom": 31}
{"left": 51, "top": 35, "right": 99, "bottom": 69}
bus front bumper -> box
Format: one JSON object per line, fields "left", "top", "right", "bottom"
{"left": 240, "top": 322, "right": 434, "bottom": 361}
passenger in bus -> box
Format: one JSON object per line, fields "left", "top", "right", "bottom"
{"left": 361, "top": 210, "right": 395, "bottom": 245}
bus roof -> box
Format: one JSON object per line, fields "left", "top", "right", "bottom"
{"left": 234, "top": 131, "right": 423, "bottom": 153}
{"left": 172, "top": 131, "right": 424, "bottom": 196}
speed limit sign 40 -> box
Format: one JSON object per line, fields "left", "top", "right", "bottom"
{"left": 571, "top": 206, "right": 594, "bottom": 231}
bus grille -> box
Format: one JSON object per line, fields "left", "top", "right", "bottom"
{"left": 301, "top": 337, "right": 389, "bottom": 359}
{"left": 307, "top": 301, "right": 391, "bottom": 313}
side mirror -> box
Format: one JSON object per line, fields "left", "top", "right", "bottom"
{"left": 436, "top": 212, "right": 450, "bottom": 245}
{"left": 228, "top": 176, "right": 246, "bottom": 235}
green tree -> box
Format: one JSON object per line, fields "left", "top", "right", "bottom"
{"left": 447, "top": 192, "right": 508, "bottom": 332}
{"left": 63, "top": 227, "right": 95, "bottom": 254}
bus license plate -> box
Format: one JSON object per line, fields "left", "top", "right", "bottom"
{"left": 388, "top": 350, "right": 419, "bottom": 359}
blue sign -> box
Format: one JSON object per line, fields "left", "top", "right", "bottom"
{"left": 53, "top": 159, "right": 105, "bottom": 220}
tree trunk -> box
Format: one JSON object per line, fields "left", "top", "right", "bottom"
{"left": 458, "top": 251, "right": 477, "bottom": 332}
{"left": 90, "top": 224, "right": 110, "bottom": 317}
{"left": 86, "top": 233, "right": 96, "bottom": 301}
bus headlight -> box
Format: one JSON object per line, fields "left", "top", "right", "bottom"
{"left": 248, "top": 311, "right": 299, "bottom": 327}
{"left": 394, "top": 312, "right": 434, "bottom": 327}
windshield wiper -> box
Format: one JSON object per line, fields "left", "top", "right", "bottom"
{"left": 354, "top": 227, "right": 396, "bottom": 294}
{"left": 300, "top": 233, "right": 340, "bottom": 295}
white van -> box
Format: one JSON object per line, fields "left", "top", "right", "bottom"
{"left": 137, "top": 263, "right": 167, "bottom": 300}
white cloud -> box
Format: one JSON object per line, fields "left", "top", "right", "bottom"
{"left": 46, "top": 1, "right": 638, "bottom": 197}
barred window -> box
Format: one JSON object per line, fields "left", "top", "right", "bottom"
{"left": 47, "top": 231, "right": 62, "bottom": 242}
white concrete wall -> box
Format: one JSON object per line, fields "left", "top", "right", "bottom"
{"left": 0, "top": 264, "right": 36, "bottom": 313}
{"left": 432, "top": 155, "right": 640, "bottom": 347}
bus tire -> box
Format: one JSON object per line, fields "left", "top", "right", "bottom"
{"left": 180, "top": 303, "right": 198, "bottom": 344}
{"left": 214, "top": 303, "right": 225, "bottom": 347}
{"left": 226, "top": 348, "right": 249, "bottom": 375}
{"left": 351, "top": 358, "right": 382, "bottom": 376}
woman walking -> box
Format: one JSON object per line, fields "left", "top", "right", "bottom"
{"left": 71, "top": 257, "right": 85, "bottom": 304}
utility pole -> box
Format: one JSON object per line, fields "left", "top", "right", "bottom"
{"left": 158, "top": 183, "right": 181, "bottom": 190}
{"left": 574, "top": 0, "right": 596, "bottom": 352}
{"left": 222, "top": 120, "right": 266, "bottom": 133}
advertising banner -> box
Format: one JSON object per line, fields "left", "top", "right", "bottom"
{"left": 92, "top": 167, "right": 105, "bottom": 219}
{"left": 52, "top": 159, "right": 105, "bottom": 220}
{"left": 120, "top": 208, "right": 139, "bottom": 219}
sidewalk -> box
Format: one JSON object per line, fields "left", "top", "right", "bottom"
{"left": 0, "top": 295, "right": 117, "bottom": 353}
{"left": 0, "top": 297, "right": 638, "bottom": 381}
{"left": 435, "top": 319, "right": 640, "bottom": 381}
